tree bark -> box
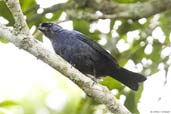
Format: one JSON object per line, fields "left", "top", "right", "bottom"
{"left": 27, "top": 0, "right": 171, "bottom": 22}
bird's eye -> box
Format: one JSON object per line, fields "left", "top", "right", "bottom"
{"left": 41, "top": 23, "right": 48, "bottom": 27}
{"left": 41, "top": 23, "right": 52, "bottom": 27}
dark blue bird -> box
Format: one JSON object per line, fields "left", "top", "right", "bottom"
{"left": 38, "top": 22, "right": 146, "bottom": 91}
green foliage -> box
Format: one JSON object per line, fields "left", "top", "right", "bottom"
{"left": 100, "top": 76, "right": 123, "bottom": 90}
{"left": 20, "top": 0, "right": 36, "bottom": 12}
{"left": 147, "top": 41, "right": 162, "bottom": 63}
{"left": 125, "top": 85, "right": 144, "bottom": 114}
{"left": 73, "top": 20, "right": 101, "bottom": 41}
{"left": 0, "top": 37, "right": 9, "bottom": 43}
{"left": 160, "top": 10, "right": 171, "bottom": 44}
{"left": 75, "top": 97, "right": 97, "bottom": 114}
{"left": 117, "top": 20, "right": 142, "bottom": 36}
{"left": 0, "top": 1, "right": 14, "bottom": 25}
{"left": 73, "top": 20, "right": 90, "bottom": 34}
{"left": 0, "top": 101, "right": 18, "bottom": 107}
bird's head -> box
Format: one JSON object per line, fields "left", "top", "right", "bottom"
{"left": 38, "top": 23, "right": 63, "bottom": 39}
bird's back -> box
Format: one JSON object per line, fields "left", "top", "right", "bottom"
{"left": 51, "top": 30, "right": 117, "bottom": 76}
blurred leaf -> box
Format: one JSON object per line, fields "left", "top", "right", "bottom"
{"left": 0, "top": 101, "right": 18, "bottom": 107}
{"left": 117, "top": 20, "right": 142, "bottom": 37}
{"left": 20, "top": 0, "right": 36, "bottom": 12}
{"left": 0, "top": 110, "right": 6, "bottom": 114}
{"left": 147, "top": 41, "right": 162, "bottom": 63}
{"left": 42, "top": 11, "right": 63, "bottom": 22}
{"left": 73, "top": 20, "right": 101, "bottom": 41}
{"left": 73, "top": 20, "right": 90, "bottom": 34}
{"left": 88, "top": 30, "right": 101, "bottom": 41}
{"left": 118, "top": 57, "right": 128, "bottom": 66}
{"left": 119, "top": 39, "right": 146, "bottom": 64}
{"left": 124, "top": 84, "right": 144, "bottom": 114}
{"left": 100, "top": 76, "right": 124, "bottom": 90}
{"left": 20, "top": 0, "right": 38, "bottom": 27}
{"left": 160, "top": 10, "right": 171, "bottom": 44}
{"left": 34, "top": 30, "right": 43, "bottom": 41}
{"left": 110, "top": 19, "right": 115, "bottom": 30}
{"left": 0, "top": 37, "right": 9, "bottom": 43}
{"left": 0, "top": 2, "right": 14, "bottom": 25}
{"left": 130, "top": 42, "right": 146, "bottom": 63}
{"left": 28, "top": 11, "right": 62, "bottom": 27}
{"left": 76, "top": 97, "right": 97, "bottom": 114}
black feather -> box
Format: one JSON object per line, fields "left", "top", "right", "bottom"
{"left": 39, "top": 23, "right": 146, "bottom": 91}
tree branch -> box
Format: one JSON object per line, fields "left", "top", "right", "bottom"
{"left": 26, "top": 0, "right": 171, "bottom": 22}
{"left": 86, "top": 0, "right": 171, "bottom": 15}
{"left": 26, "top": 1, "right": 75, "bottom": 22}
{"left": 0, "top": 0, "right": 131, "bottom": 114}
{"left": 68, "top": 0, "right": 171, "bottom": 20}
{"left": 5, "top": 0, "right": 29, "bottom": 34}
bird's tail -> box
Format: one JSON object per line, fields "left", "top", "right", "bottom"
{"left": 111, "top": 67, "right": 146, "bottom": 91}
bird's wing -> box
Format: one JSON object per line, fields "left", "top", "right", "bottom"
{"left": 74, "top": 31, "right": 119, "bottom": 66}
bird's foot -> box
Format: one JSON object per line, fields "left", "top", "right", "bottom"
{"left": 86, "top": 74, "right": 98, "bottom": 86}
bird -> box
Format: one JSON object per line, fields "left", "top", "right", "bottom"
{"left": 38, "top": 22, "right": 146, "bottom": 91}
